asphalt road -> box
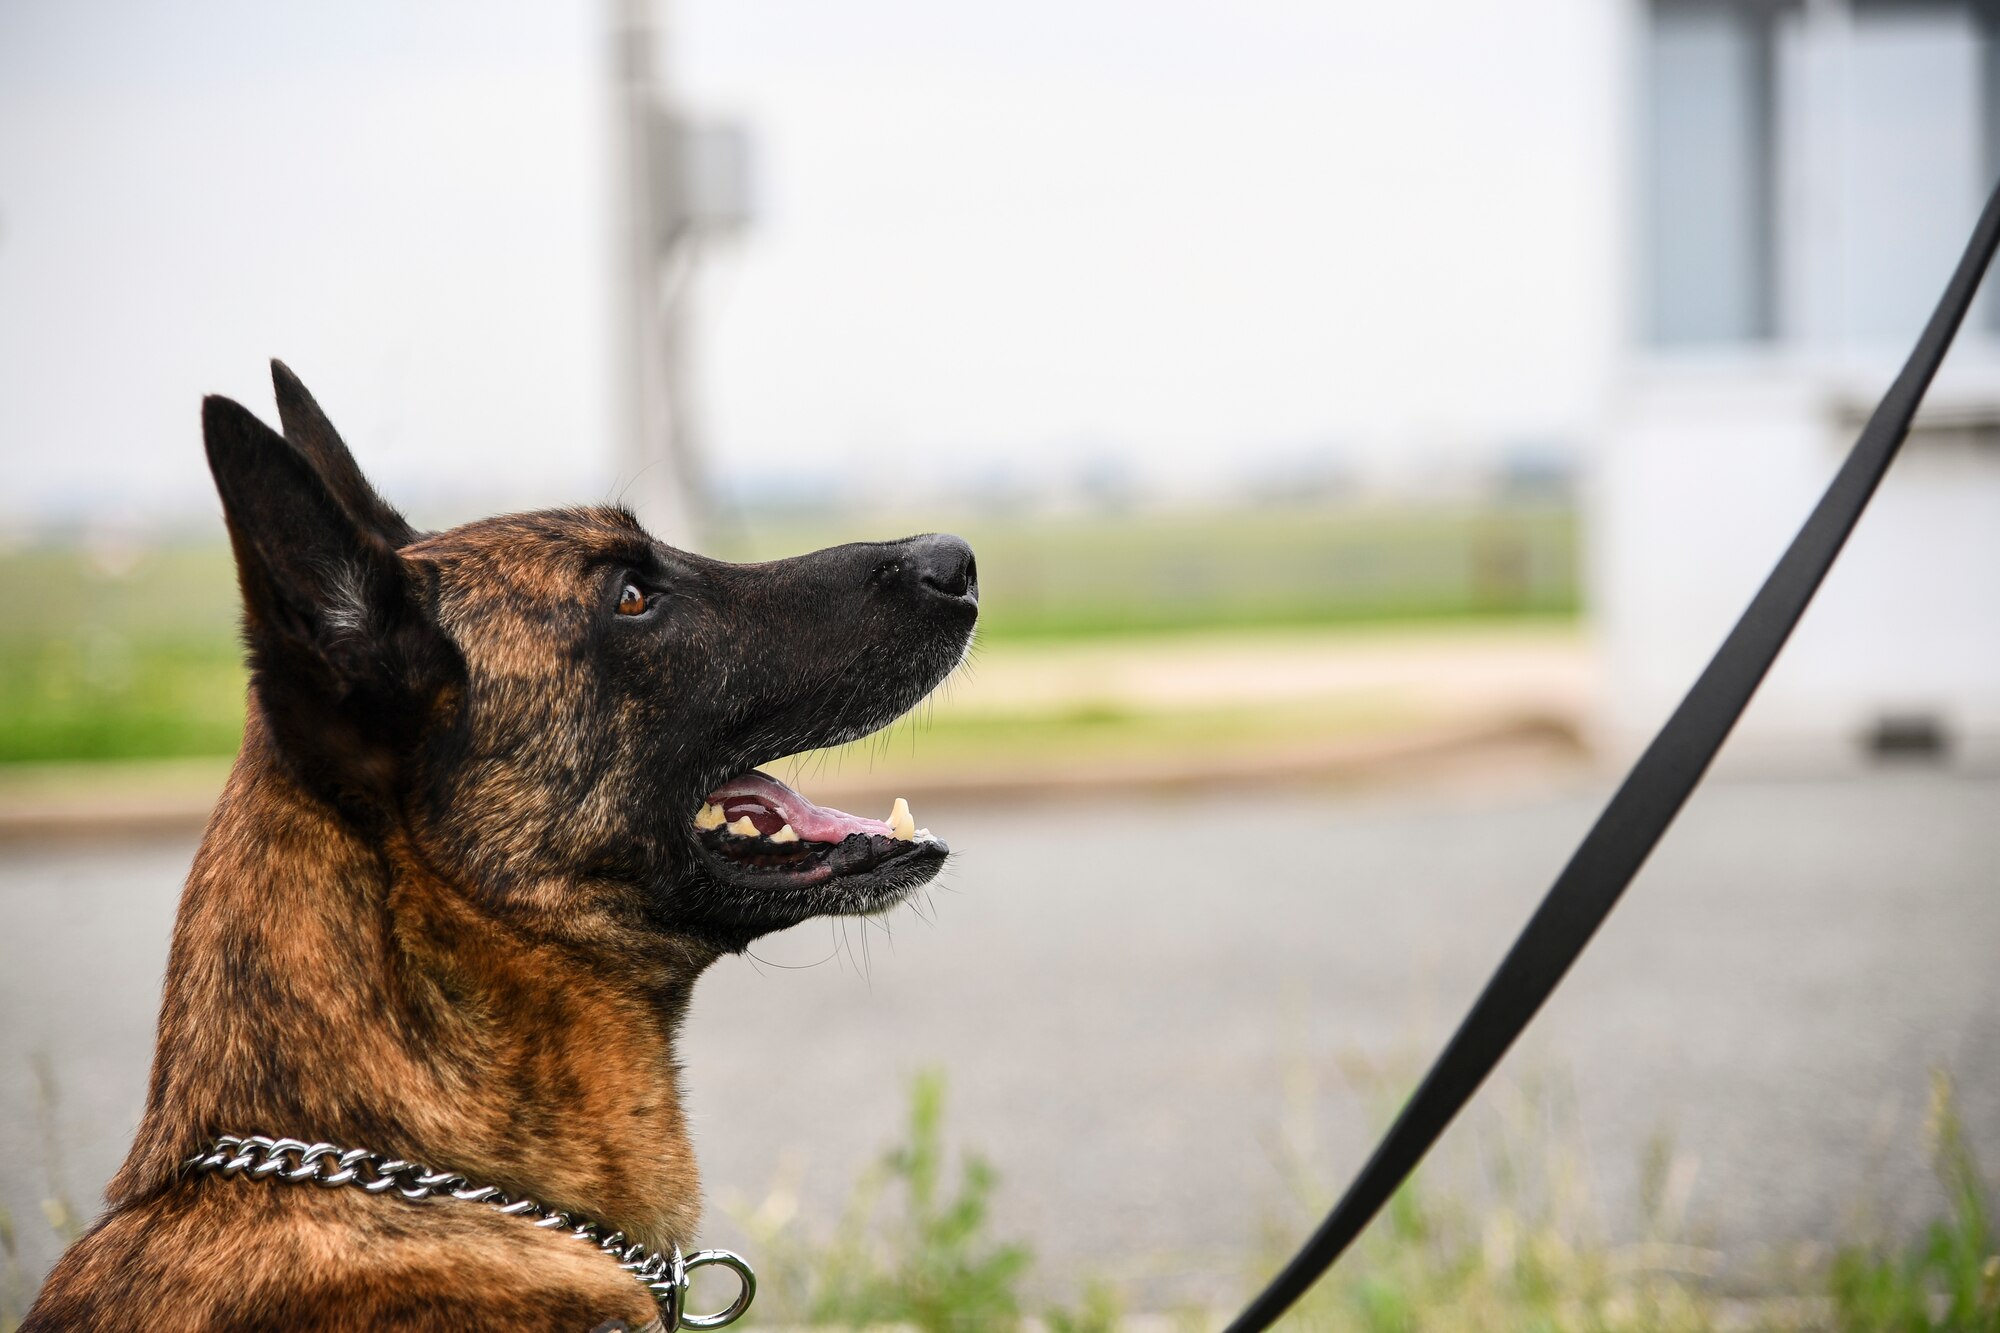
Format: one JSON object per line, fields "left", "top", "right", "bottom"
{"left": 4, "top": 772, "right": 1997, "bottom": 1312}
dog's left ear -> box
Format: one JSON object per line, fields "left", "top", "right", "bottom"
{"left": 204, "top": 394, "right": 459, "bottom": 801}
{"left": 269, "top": 359, "right": 417, "bottom": 547}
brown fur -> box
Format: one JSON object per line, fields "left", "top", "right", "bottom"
{"left": 25, "top": 365, "right": 975, "bottom": 1330}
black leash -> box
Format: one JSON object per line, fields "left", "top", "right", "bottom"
{"left": 1224, "top": 176, "right": 2000, "bottom": 1333}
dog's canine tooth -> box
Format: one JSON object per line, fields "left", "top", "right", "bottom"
{"left": 725, "top": 816, "right": 760, "bottom": 838}
{"left": 770, "top": 824, "right": 800, "bottom": 843}
{"left": 694, "top": 802, "right": 725, "bottom": 831}
{"left": 888, "top": 797, "right": 916, "bottom": 842}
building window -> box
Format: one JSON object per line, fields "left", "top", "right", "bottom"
{"left": 1645, "top": 3, "right": 1778, "bottom": 346}
{"left": 1644, "top": 0, "right": 2000, "bottom": 350}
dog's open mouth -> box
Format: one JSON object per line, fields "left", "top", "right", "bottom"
{"left": 689, "top": 769, "right": 946, "bottom": 905}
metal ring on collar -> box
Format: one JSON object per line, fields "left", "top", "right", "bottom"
{"left": 679, "top": 1249, "right": 756, "bottom": 1330}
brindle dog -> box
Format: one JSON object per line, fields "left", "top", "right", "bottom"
{"left": 25, "top": 363, "right": 977, "bottom": 1331}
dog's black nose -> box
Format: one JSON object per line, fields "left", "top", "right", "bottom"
{"left": 906, "top": 533, "right": 978, "bottom": 603}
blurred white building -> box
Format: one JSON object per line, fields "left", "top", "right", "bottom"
{"left": 1597, "top": 0, "right": 2000, "bottom": 767}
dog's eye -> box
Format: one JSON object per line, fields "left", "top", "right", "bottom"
{"left": 616, "top": 583, "right": 649, "bottom": 616}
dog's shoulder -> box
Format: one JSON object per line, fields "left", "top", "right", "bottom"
{"left": 24, "top": 1181, "right": 660, "bottom": 1332}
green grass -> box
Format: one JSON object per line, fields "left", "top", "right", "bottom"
{"left": 1257, "top": 1060, "right": 1725, "bottom": 1333}
{"left": 1828, "top": 1073, "right": 2000, "bottom": 1332}
{"left": 0, "top": 543, "right": 247, "bottom": 763}
{"left": 5, "top": 1061, "right": 1994, "bottom": 1330}
{"left": 1, "top": 1055, "right": 85, "bottom": 1333}
{"left": 719, "top": 504, "right": 1579, "bottom": 639}
{"left": 767, "top": 693, "right": 1430, "bottom": 787}
{"left": 0, "top": 637, "right": 246, "bottom": 762}
{"left": 0, "top": 504, "right": 1577, "bottom": 764}
{"left": 790, "top": 1070, "right": 1036, "bottom": 1330}
{"left": 724, "top": 1069, "right": 1115, "bottom": 1333}
{"left": 720, "top": 1064, "right": 1998, "bottom": 1333}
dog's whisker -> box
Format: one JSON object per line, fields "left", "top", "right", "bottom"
{"left": 745, "top": 939, "right": 842, "bottom": 971}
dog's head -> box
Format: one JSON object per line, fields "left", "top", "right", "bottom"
{"left": 205, "top": 362, "right": 975, "bottom": 952}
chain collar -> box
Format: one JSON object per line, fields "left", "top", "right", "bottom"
{"left": 184, "top": 1134, "right": 754, "bottom": 1331}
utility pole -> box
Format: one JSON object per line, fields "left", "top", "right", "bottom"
{"left": 611, "top": 0, "right": 750, "bottom": 547}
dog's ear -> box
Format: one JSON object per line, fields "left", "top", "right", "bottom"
{"left": 204, "top": 394, "right": 458, "bottom": 802}
{"left": 269, "top": 359, "right": 416, "bottom": 547}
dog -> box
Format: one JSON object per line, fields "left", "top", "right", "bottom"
{"left": 24, "top": 363, "right": 977, "bottom": 1331}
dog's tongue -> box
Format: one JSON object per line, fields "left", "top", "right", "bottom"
{"left": 701, "top": 771, "right": 906, "bottom": 843}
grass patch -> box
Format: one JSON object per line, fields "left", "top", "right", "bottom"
{"left": 723, "top": 1069, "right": 1114, "bottom": 1333}
{"left": 1828, "top": 1072, "right": 2000, "bottom": 1331}
{"left": 768, "top": 694, "right": 1426, "bottom": 783}
{"left": 0, "top": 542, "right": 246, "bottom": 764}
{"left": 720, "top": 504, "right": 1579, "bottom": 640}
{"left": 0, "top": 504, "right": 1576, "bottom": 764}
{"left": 1258, "top": 1057, "right": 1724, "bottom": 1333}
{"left": 5, "top": 1061, "right": 1995, "bottom": 1330}
{"left": 1, "top": 1055, "right": 85, "bottom": 1333}
{"left": 722, "top": 1063, "right": 1997, "bottom": 1332}
{"left": 0, "top": 637, "right": 246, "bottom": 762}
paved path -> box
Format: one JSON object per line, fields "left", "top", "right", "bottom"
{"left": 4, "top": 773, "right": 1997, "bottom": 1312}
{"left": 938, "top": 623, "right": 1593, "bottom": 716}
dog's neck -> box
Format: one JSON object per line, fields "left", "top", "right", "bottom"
{"left": 108, "top": 713, "right": 712, "bottom": 1251}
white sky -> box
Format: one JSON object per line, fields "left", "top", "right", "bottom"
{"left": 0, "top": 0, "right": 1621, "bottom": 527}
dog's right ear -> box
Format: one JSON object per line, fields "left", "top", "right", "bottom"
{"left": 204, "top": 394, "right": 458, "bottom": 800}
{"left": 269, "top": 359, "right": 416, "bottom": 547}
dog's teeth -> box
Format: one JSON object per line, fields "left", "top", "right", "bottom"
{"left": 725, "top": 816, "right": 760, "bottom": 838}
{"left": 888, "top": 797, "right": 916, "bottom": 842}
{"left": 694, "top": 802, "right": 725, "bottom": 831}
{"left": 770, "top": 824, "right": 800, "bottom": 843}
